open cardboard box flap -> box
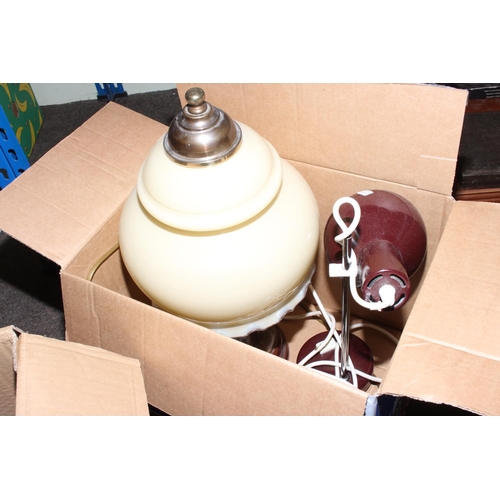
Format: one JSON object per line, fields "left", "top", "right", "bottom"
{"left": 0, "top": 326, "right": 149, "bottom": 416}
{"left": 2, "top": 83, "right": 490, "bottom": 415}
{"left": 0, "top": 103, "right": 167, "bottom": 268}
{"left": 381, "top": 201, "right": 500, "bottom": 415}
{"left": 177, "top": 84, "right": 467, "bottom": 196}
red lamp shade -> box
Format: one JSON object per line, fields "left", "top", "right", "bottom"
{"left": 324, "top": 190, "right": 427, "bottom": 310}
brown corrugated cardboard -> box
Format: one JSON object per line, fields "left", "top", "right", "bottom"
{"left": 381, "top": 201, "right": 500, "bottom": 415}
{"left": 0, "top": 326, "right": 149, "bottom": 416}
{"left": 180, "top": 84, "right": 465, "bottom": 195}
{"left": 0, "top": 83, "right": 484, "bottom": 415}
{"left": 0, "top": 327, "right": 17, "bottom": 416}
{"left": 0, "top": 104, "right": 166, "bottom": 268}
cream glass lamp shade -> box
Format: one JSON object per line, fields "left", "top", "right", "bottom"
{"left": 119, "top": 88, "right": 320, "bottom": 338}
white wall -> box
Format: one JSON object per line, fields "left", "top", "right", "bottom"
{"left": 30, "top": 83, "right": 177, "bottom": 105}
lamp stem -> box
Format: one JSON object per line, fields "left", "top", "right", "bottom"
{"left": 340, "top": 235, "right": 352, "bottom": 379}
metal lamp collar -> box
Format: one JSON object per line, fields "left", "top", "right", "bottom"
{"left": 164, "top": 87, "right": 242, "bottom": 167}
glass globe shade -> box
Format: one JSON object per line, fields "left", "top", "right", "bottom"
{"left": 119, "top": 89, "right": 319, "bottom": 338}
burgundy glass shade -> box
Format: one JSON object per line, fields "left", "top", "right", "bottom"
{"left": 324, "top": 190, "right": 427, "bottom": 310}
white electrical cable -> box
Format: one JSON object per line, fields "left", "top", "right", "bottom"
{"left": 308, "top": 286, "right": 343, "bottom": 381}
{"left": 285, "top": 196, "right": 403, "bottom": 389}
{"left": 284, "top": 292, "right": 342, "bottom": 378}
{"left": 290, "top": 287, "right": 400, "bottom": 389}
{"left": 350, "top": 321, "right": 400, "bottom": 345}
{"left": 299, "top": 285, "right": 345, "bottom": 383}
{"left": 296, "top": 315, "right": 339, "bottom": 368}
{"left": 306, "top": 361, "right": 383, "bottom": 384}
{"left": 332, "top": 196, "right": 360, "bottom": 244}
{"left": 283, "top": 311, "right": 323, "bottom": 321}
{"left": 329, "top": 196, "right": 396, "bottom": 312}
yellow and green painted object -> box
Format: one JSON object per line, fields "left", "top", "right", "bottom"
{"left": 0, "top": 83, "right": 43, "bottom": 159}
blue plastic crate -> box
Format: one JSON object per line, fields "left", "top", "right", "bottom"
{"left": 95, "top": 83, "right": 127, "bottom": 101}
{"left": 0, "top": 106, "right": 30, "bottom": 190}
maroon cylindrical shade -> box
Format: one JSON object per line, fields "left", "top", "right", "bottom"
{"left": 324, "top": 190, "right": 427, "bottom": 310}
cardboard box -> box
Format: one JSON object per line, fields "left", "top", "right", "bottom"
{"left": 0, "top": 326, "right": 149, "bottom": 416}
{"left": 1, "top": 83, "right": 496, "bottom": 415}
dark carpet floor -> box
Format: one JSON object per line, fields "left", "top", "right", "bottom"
{"left": 1, "top": 85, "right": 494, "bottom": 416}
